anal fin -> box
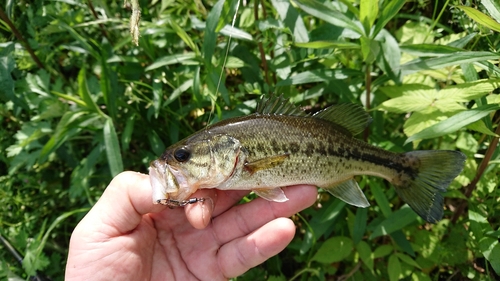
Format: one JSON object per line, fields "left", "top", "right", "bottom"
{"left": 253, "top": 187, "right": 289, "bottom": 202}
{"left": 324, "top": 179, "right": 370, "bottom": 207}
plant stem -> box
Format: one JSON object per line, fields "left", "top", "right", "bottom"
{"left": 364, "top": 63, "right": 372, "bottom": 141}
{"left": 254, "top": 0, "right": 270, "bottom": 88}
{"left": 0, "top": 7, "right": 44, "bottom": 69}
{"left": 451, "top": 121, "right": 500, "bottom": 224}
{"left": 87, "top": 0, "right": 113, "bottom": 44}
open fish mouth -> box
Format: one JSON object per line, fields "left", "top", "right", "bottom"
{"left": 149, "top": 159, "right": 187, "bottom": 204}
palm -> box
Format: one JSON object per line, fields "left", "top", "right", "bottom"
{"left": 65, "top": 172, "right": 317, "bottom": 281}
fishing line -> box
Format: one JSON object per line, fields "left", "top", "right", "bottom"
{"left": 206, "top": 0, "right": 241, "bottom": 128}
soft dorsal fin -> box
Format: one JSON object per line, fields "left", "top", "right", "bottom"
{"left": 313, "top": 103, "right": 372, "bottom": 136}
{"left": 256, "top": 95, "right": 308, "bottom": 117}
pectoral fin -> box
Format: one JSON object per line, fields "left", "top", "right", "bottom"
{"left": 244, "top": 154, "right": 289, "bottom": 175}
{"left": 253, "top": 187, "right": 289, "bottom": 202}
{"left": 324, "top": 179, "right": 370, "bottom": 207}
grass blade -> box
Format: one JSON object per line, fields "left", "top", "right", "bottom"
{"left": 103, "top": 117, "right": 123, "bottom": 177}
{"left": 458, "top": 5, "right": 500, "bottom": 32}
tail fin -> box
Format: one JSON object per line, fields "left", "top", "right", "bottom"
{"left": 394, "top": 150, "right": 466, "bottom": 223}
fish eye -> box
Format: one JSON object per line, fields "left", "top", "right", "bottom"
{"left": 173, "top": 147, "right": 191, "bottom": 162}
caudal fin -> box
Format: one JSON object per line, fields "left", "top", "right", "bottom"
{"left": 394, "top": 150, "right": 466, "bottom": 223}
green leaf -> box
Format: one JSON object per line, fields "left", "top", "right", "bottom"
{"left": 458, "top": 6, "right": 500, "bottom": 32}
{"left": 170, "top": 18, "right": 200, "bottom": 55}
{"left": 360, "top": 0, "right": 378, "bottom": 34}
{"left": 103, "top": 117, "right": 123, "bottom": 177}
{"left": 121, "top": 114, "right": 135, "bottom": 151}
{"left": 405, "top": 104, "right": 500, "bottom": 144}
{"left": 148, "top": 130, "right": 166, "bottom": 156}
{"left": 400, "top": 51, "right": 500, "bottom": 75}
{"left": 203, "top": 0, "right": 225, "bottom": 67}
{"left": 388, "top": 254, "right": 401, "bottom": 281}
{"left": 276, "top": 69, "right": 362, "bottom": 86}
{"left": 369, "top": 181, "right": 392, "bottom": 217}
{"left": 353, "top": 208, "right": 367, "bottom": 244}
{"left": 482, "top": 0, "right": 500, "bottom": 23}
{"left": 373, "top": 0, "right": 406, "bottom": 36}
{"left": 370, "top": 205, "right": 418, "bottom": 239}
{"left": 272, "top": 0, "right": 309, "bottom": 43}
{"left": 376, "top": 29, "right": 401, "bottom": 83}
{"left": 39, "top": 111, "right": 89, "bottom": 163}
{"left": 165, "top": 79, "right": 193, "bottom": 107}
{"left": 400, "top": 44, "right": 464, "bottom": 56}
{"left": 152, "top": 77, "right": 162, "bottom": 119}
{"left": 391, "top": 231, "right": 415, "bottom": 257}
{"left": 145, "top": 53, "right": 199, "bottom": 72}
{"left": 294, "top": 41, "right": 360, "bottom": 49}
{"left": 292, "top": 0, "right": 364, "bottom": 35}
{"left": 373, "top": 244, "right": 393, "bottom": 258}
{"left": 58, "top": 22, "right": 101, "bottom": 60}
{"left": 312, "top": 236, "right": 353, "bottom": 263}
{"left": 78, "top": 68, "right": 104, "bottom": 116}
{"left": 224, "top": 56, "right": 245, "bottom": 68}
{"left": 356, "top": 241, "right": 374, "bottom": 270}
{"left": 395, "top": 253, "right": 421, "bottom": 269}
{"left": 100, "top": 50, "right": 117, "bottom": 120}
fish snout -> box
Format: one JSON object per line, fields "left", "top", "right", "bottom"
{"left": 149, "top": 159, "right": 180, "bottom": 204}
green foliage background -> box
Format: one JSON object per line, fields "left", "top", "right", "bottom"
{"left": 1, "top": 0, "right": 499, "bottom": 280}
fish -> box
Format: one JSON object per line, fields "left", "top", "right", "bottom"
{"left": 149, "top": 95, "right": 466, "bottom": 223}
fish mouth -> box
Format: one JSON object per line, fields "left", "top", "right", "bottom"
{"left": 149, "top": 159, "right": 184, "bottom": 204}
{"left": 149, "top": 160, "right": 169, "bottom": 203}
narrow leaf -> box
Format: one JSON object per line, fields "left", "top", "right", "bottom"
{"left": 482, "top": 0, "right": 500, "bottom": 23}
{"left": 400, "top": 51, "right": 500, "bottom": 75}
{"left": 458, "top": 6, "right": 500, "bottom": 32}
{"left": 272, "top": 0, "right": 309, "bottom": 43}
{"left": 370, "top": 205, "right": 418, "bottom": 239}
{"left": 103, "top": 117, "right": 123, "bottom": 177}
{"left": 292, "top": 0, "right": 364, "bottom": 35}
{"left": 294, "top": 41, "right": 360, "bottom": 49}
{"left": 203, "top": 0, "right": 225, "bottom": 67}
{"left": 276, "top": 69, "right": 362, "bottom": 86}
{"left": 388, "top": 255, "right": 401, "bottom": 281}
{"left": 170, "top": 18, "right": 200, "bottom": 55}
{"left": 353, "top": 208, "right": 367, "bottom": 244}
{"left": 373, "top": 0, "right": 406, "bottom": 36}
{"left": 78, "top": 68, "right": 104, "bottom": 116}
{"left": 145, "top": 53, "right": 198, "bottom": 71}
{"left": 356, "top": 241, "right": 374, "bottom": 270}
{"left": 405, "top": 104, "right": 500, "bottom": 144}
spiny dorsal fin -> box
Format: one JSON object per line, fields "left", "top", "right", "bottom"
{"left": 313, "top": 103, "right": 372, "bottom": 136}
{"left": 256, "top": 94, "right": 308, "bottom": 117}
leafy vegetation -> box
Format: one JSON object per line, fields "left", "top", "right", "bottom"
{"left": 1, "top": 0, "right": 499, "bottom": 280}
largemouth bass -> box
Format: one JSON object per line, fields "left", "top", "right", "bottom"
{"left": 149, "top": 95, "right": 465, "bottom": 223}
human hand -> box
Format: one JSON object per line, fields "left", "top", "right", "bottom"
{"left": 65, "top": 171, "right": 317, "bottom": 280}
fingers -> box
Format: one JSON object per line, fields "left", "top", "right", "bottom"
{"left": 212, "top": 190, "right": 250, "bottom": 216}
{"left": 218, "top": 218, "right": 296, "bottom": 278}
{"left": 211, "top": 185, "right": 317, "bottom": 245}
{"left": 86, "top": 171, "right": 166, "bottom": 235}
{"left": 184, "top": 189, "right": 217, "bottom": 229}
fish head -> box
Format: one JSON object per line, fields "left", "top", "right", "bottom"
{"left": 149, "top": 133, "right": 242, "bottom": 204}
